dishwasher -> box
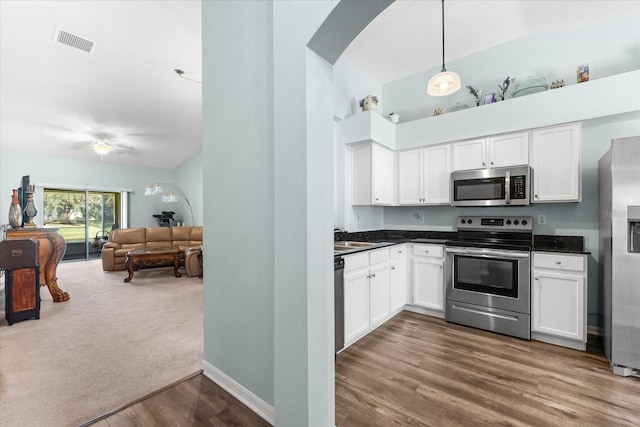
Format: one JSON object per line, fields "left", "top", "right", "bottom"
{"left": 334, "top": 256, "right": 345, "bottom": 354}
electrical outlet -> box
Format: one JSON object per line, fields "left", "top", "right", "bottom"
{"left": 538, "top": 214, "right": 547, "bottom": 225}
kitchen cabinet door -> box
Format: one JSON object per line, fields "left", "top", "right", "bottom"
{"left": 344, "top": 268, "right": 369, "bottom": 345}
{"left": 531, "top": 123, "right": 581, "bottom": 203}
{"left": 532, "top": 271, "right": 585, "bottom": 341}
{"left": 487, "top": 132, "right": 529, "bottom": 168}
{"left": 413, "top": 258, "right": 444, "bottom": 310}
{"left": 423, "top": 144, "right": 451, "bottom": 204}
{"left": 372, "top": 144, "right": 395, "bottom": 205}
{"left": 369, "top": 263, "right": 390, "bottom": 327}
{"left": 389, "top": 258, "right": 407, "bottom": 313}
{"left": 398, "top": 149, "right": 423, "bottom": 205}
{"left": 452, "top": 139, "right": 486, "bottom": 171}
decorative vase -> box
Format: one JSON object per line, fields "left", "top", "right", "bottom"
{"left": 23, "top": 190, "right": 38, "bottom": 227}
{"left": 363, "top": 95, "right": 377, "bottom": 111}
{"left": 8, "top": 189, "right": 23, "bottom": 229}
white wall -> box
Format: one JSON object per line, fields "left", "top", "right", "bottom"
{"left": 0, "top": 149, "right": 174, "bottom": 228}
{"left": 174, "top": 149, "right": 203, "bottom": 226}
{"left": 333, "top": 56, "right": 385, "bottom": 231}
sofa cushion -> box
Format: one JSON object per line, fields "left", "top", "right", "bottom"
{"left": 109, "top": 228, "right": 146, "bottom": 244}
{"left": 171, "top": 227, "right": 192, "bottom": 241}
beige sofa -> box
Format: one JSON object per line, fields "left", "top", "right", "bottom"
{"left": 101, "top": 226, "right": 203, "bottom": 276}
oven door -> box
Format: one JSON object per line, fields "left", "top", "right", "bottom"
{"left": 445, "top": 246, "right": 530, "bottom": 315}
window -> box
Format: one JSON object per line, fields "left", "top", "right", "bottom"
{"left": 43, "top": 188, "right": 122, "bottom": 261}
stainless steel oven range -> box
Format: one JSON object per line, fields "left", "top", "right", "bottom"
{"left": 445, "top": 216, "right": 533, "bottom": 339}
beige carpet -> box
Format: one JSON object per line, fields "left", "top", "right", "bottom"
{"left": 0, "top": 259, "right": 203, "bottom": 427}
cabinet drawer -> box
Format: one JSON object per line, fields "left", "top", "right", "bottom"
{"left": 534, "top": 253, "right": 585, "bottom": 272}
{"left": 412, "top": 244, "right": 443, "bottom": 258}
{"left": 390, "top": 245, "right": 406, "bottom": 260}
{"left": 369, "top": 248, "right": 390, "bottom": 265}
{"left": 344, "top": 252, "right": 369, "bottom": 272}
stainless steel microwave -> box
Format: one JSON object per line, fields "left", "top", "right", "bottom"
{"left": 450, "top": 165, "right": 531, "bottom": 207}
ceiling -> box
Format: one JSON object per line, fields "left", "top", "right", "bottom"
{"left": 344, "top": 0, "right": 640, "bottom": 83}
{"left": 0, "top": 0, "right": 201, "bottom": 169}
{"left": 1, "top": 1, "right": 638, "bottom": 169}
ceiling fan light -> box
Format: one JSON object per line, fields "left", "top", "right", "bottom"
{"left": 92, "top": 141, "right": 113, "bottom": 155}
{"left": 427, "top": 70, "right": 461, "bottom": 96}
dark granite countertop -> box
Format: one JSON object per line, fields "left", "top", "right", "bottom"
{"left": 533, "top": 235, "right": 591, "bottom": 255}
{"left": 334, "top": 230, "right": 455, "bottom": 256}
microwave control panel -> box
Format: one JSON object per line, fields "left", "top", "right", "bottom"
{"left": 510, "top": 175, "right": 527, "bottom": 199}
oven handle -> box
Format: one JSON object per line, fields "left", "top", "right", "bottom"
{"left": 445, "top": 247, "right": 530, "bottom": 259}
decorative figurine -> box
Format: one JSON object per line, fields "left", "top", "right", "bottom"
{"left": 497, "top": 77, "right": 515, "bottom": 100}
{"left": 8, "top": 189, "right": 23, "bottom": 229}
{"left": 359, "top": 95, "right": 378, "bottom": 111}
{"left": 550, "top": 79, "right": 566, "bottom": 89}
{"left": 577, "top": 64, "right": 589, "bottom": 83}
{"left": 433, "top": 107, "right": 444, "bottom": 116}
{"left": 466, "top": 85, "right": 483, "bottom": 106}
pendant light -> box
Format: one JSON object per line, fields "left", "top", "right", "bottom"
{"left": 427, "top": 0, "right": 461, "bottom": 96}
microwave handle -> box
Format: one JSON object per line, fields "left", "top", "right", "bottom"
{"left": 505, "top": 170, "right": 511, "bottom": 206}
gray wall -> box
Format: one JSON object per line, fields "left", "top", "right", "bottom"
{"left": 174, "top": 149, "right": 203, "bottom": 226}
{"left": 203, "top": 0, "right": 397, "bottom": 425}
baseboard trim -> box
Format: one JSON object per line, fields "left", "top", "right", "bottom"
{"left": 202, "top": 360, "right": 275, "bottom": 425}
{"left": 587, "top": 325, "right": 599, "bottom": 336}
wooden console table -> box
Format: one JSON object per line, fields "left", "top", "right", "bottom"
{"left": 6, "top": 228, "right": 68, "bottom": 302}
{"left": 124, "top": 249, "right": 182, "bottom": 283}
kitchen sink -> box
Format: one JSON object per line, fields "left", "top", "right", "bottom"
{"left": 335, "top": 241, "right": 376, "bottom": 247}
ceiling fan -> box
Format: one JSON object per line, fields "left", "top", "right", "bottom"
{"left": 90, "top": 139, "right": 135, "bottom": 156}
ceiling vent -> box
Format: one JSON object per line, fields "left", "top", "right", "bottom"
{"left": 54, "top": 28, "right": 94, "bottom": 53}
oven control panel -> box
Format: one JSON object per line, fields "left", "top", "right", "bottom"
{"left": 457, "top": 216, "right": 533, "bottom": 231}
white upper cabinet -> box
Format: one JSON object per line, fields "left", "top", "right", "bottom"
{"left": 352, "top": 142, "right": 396, "bottom": 205}
{"left": 398, "top": 149, "right": 422, "bottom": 205}
{"left": 424, "top": 145, "right": 451, "bottom": 204}
{"left": 530, "top": 123, "right": 581, "bottom": 203}
{"left": 487, "top": 132, "right": 529, "bottom": 168}
{"left": 452, "top": 139, "right": 487, "bottom": 171}
{"left": 398, "top": 144, "right": 450, "bottom": 205}
{"left": 452, "top": 133, "right": 529, "bottom": 171}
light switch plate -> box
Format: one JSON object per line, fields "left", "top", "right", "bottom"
{"left": 538, "top": 214, "right": 547, "bottom": 225}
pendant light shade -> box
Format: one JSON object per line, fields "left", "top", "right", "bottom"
{"left": 427, "top": 70, "right": 461, "bottom": 96}
{"left": 427, "top": 0, "right": 460, "bottom": 96}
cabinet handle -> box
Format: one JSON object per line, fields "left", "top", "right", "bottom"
{"left": 490, "top": 161, "right": 494, "bottom": 165}
{"left": 534, "top": 277, "right": 539, "bottom": 280}
{"left": 482, "top": 162, "right": 486, "bottom": 166}
{"left": 556, "top": 261, "right": 562, "bottom": 264}
{"left": 398, "top": 251, "right": 402, "bottom": 253}
{"left": 535, "top": 194, "right": 539, "bottom": 198}
{"left": 375, "top": 198, "right": 379, "bottom": 201}
{"left": 425, "top": 250, "right": 429, "bottom": 253}
{"left": 439, "top": 265, "right": 443, "bottom": 269}
{"left": 391, "top": 266, "right": 396, "bottom": 270}
{"left": 370, "top": 273, "right": 376, "bottom": 278}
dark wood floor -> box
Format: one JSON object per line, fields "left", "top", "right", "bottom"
{"left": 88, "top": 311, "right": 640, "bottom": 426}
{"left": 336, "top": 311, "right": 640, "bottom": 427}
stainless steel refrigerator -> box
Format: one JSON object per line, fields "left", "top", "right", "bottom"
{"left": 598, "top": 136, "right": 640, "bottom": 377}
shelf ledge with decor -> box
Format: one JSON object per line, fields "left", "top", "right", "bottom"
{"left": 336, "top": 110, "right": 396, "bottom": 149}
{"left": 396, "top": 69, "right": 640, "bottom": 150}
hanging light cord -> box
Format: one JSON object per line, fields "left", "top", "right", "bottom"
{"left": 440, "top": 0, "right": 446, "bottom": 72}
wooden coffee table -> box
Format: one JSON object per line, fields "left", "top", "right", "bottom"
{"left": 124, "top": 249, "right": 182, "bottom": 283}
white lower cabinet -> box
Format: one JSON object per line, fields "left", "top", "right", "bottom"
{"left": 343, "top": 247, "right": 395, "bottom": 347}
{"left": 411, "top": 244, "right": 445, "bottom": 313}
{"left": 531, "top": 252, "right": 587, "bottom": 350}
{"left": 389, "top": 245, "right": 407, "bottom": 313}
{"left": 344, "top": 265, "right": 370, "bottom": 345}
